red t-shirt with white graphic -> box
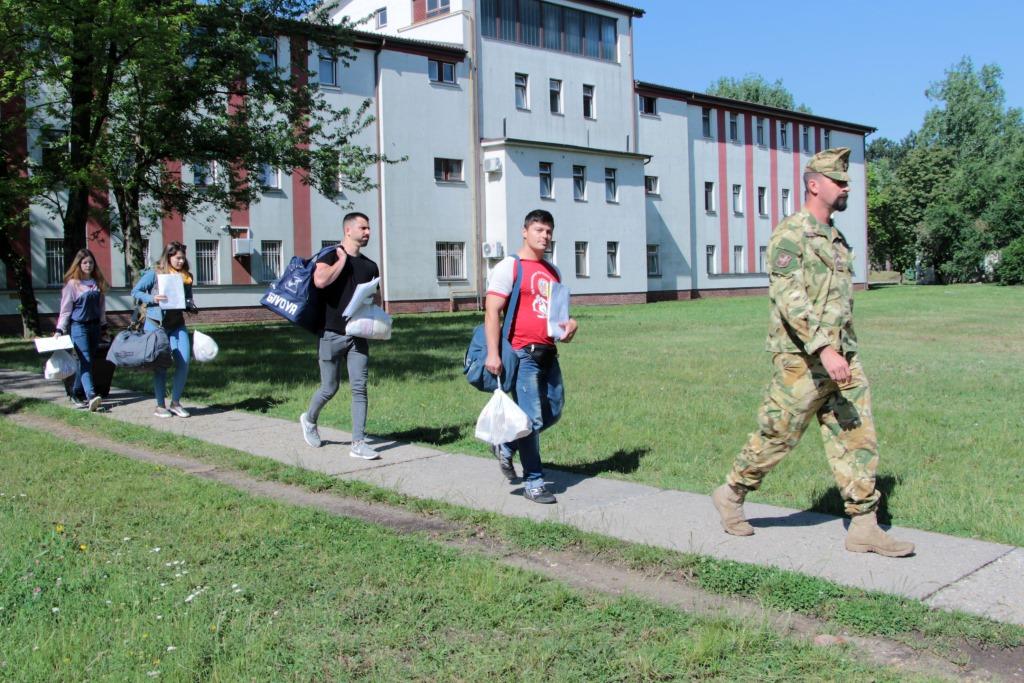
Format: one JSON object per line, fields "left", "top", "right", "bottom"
{"left": 486, "top": 256, "right": 559, "bottom": 349}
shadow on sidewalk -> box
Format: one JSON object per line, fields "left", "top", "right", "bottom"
{"left": 750, "top": 474, "right": 903, "bottom": 528}
{"left": 379, "top": 423, "right": 467, "bottom": 446}
{"left": 559, "top": 447, "right": 650, "bottom": 477}
{"left": 201, "top": 396, "right": 286, "bottom": 415}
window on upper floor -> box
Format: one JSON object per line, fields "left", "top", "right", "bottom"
{"left": 427, "top": 0, "right": 450, "bottom": 17}
{"left": 480, "top": 0, "right": 618, "bottom": 62}
{"left": 702, "top": 107, "right": 712, "bottom": 138}
{"left": 779, "top": 121, "right": 789, "bottom": 148}
{"left": 257, "top": 36, "right": 277, "bottom": 73}
{"left": 605, "top": 168, "right": 617, "bottom": 202}
{"left": 639, "top": 95, "right": 657, "bottom": 115}
{"left": 318, "top": 49, "right": 337, "bottom": 86}
{"left": 259, "top": 164, "right": 281, "bottom": 191}
{"left": 515, "top": 72, "right": 529, "bottom": 109}
{"left": 802, "top": 125, "right": 810, "bottom": 152}
{"left": 582, "top": 84, "right": 595, "bottom": 119}
{"left": 549, "top": 79, "right": 562, "bottom": 114}
{"left": 757, "top": 186, "right": 767, "bottom": 215}
{"left": 191, "top": 161, "right": 218, "bottom": 187}
{"left": 539, "top": 161, "right": 553, "bottom": 198}
{"left": 376, "top": 7, "right": 388, "bottom": 27}
{"left": 732, "top": 184, "right": 742, "bottom": 214}
{"left": 824, "top": 129, "right": 832, "bottom": 148}
{"left": 729, "top": 113, "right": 738, "bottom": 142}
{"left": 645, "top": 175, "right": 659, "bottom": 195}
{"left": 573, "top": 165, "right": 586, "bottom": 200}
{"left": 544, "top": 240, "right": 556, "bottom": 264}
{"left": 434, "top": 157, "right": 463, "bottom": 182}
{"left": 781, "top": 188, "right": 791, "bottom": 216}
{"left": 647, "top": 244, "right": 661, "bottom": 276}
{"left": 429, "top": 58, "right": 456, "bottom": 84}
{"left": 704, "top": 181, "right": 715, "bottom": 212}
{"left": 756, "top": 117, "right": 765, "bottom": 146}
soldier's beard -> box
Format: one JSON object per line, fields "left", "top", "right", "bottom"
{"left": 833, "top": 195, "right": 848, "bottom": 212}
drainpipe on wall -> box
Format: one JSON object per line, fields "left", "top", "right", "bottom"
{"left": 468, "top": 7, "right": 484, "bottom": 312}
{"left": 374, "top": 40, "right": 390, "bottom": 309}
{"left": 629, "top": 17, "right": 639, "bottom": 154}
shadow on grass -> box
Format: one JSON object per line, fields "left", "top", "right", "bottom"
{"left": 0, "top": 395, "right": 35, "bottom": 415}
{"left": 560, "top": 447, "right": 650, "bottom": 476}
{"left": 379, "top": 423, "right": 468, "bottom": 446}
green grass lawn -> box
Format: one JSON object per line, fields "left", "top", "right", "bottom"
{"left": 3, "top": 284, "right": 1022, "bottom": 545}
{"left": 0, "top": 419, "right": 899, "bottom": 681}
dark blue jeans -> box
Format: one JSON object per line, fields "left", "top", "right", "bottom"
{"left": 70, "top": 320, "right": 101, "bottom": 400}
{"left": 500, "top": 349, "right": 564, "bottom": 489}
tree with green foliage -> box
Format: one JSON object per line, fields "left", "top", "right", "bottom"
{"left": 707, "top": 74, "right": 811, "bottom": 113}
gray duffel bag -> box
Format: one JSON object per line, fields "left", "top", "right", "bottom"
{"left": 106, "top": 318, "right": 172, "bottom": 371}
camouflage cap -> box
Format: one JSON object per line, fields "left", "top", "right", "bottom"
{"left": 805, "top": 147, "right": 850, "bottom": 182}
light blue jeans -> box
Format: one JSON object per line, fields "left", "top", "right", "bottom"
{"left": 70, "top": 320, "right": 100, "bottom": 400}
{"left": 145, "top": 320, "right": 190, "bottom": 407}
{"left": 499, "top": 349, "right": 564, "bottom": 489}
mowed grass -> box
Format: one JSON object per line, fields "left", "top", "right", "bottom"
{"left": 2, "top": 284, "right": 1021, "bottom": 545}
{"left": 0, "top": 420, "right": 897, "bottom": 681}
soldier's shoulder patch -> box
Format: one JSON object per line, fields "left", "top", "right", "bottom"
{"left": 775, "top": 252, "right": 794, "bottom": 268}
{"left": 769, "top": 244, "right": 801, "bottom": 275}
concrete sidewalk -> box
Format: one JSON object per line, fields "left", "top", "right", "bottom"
{"left": 2, "top": 368, "right": 1021, "bottom": 627}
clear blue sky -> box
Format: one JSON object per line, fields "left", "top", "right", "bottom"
{"left": 631, "top": 0, "right": 1023, "bottom": 141}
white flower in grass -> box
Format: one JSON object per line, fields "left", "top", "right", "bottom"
{"left": 146, "top": 671, "right": 159, "bottom": 677}
{"left": 165, "top": 646, "right": 176, "bottom": 652}
{"left": 183, "top": 587, "right": 206, "bottom": 603}
{"left": 156, "top": 615, "right": 163, "bottom": 620}
{"left": 150, "top": 547, "right": 160, "bottom": 553}
{"left": 159, "top": 583, "right": 167, "bottom": 587}
{"left": 51, "top": 607, "right": 59, "bottom": 614}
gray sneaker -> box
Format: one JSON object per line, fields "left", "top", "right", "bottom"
{"left": 154, "top": 406, "right": 172, "bottom": 418}
{"left": 70, "top": 396, "right": 88, "bottom": 410}
{"left": 493, "top": 444, "right": 517, "bottom": 482}
{"left": 523, "top": 483, "right": 556, "bottom": 504}
{"left": 299, "top": 412, "right": 321, "bottom": 448}
{"left": 87, "top": 395, "right": 102, "bottom": 412}
{"left": 349, "top": 440, "right": 380, "bottom": 460}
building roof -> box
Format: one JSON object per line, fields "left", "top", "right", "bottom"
{"left": 573, "top": 0, "right": 645, "bottom": 18}
{"left": 350, "top": 29, "right": 467, "bottom": 59}
{"left": 635, "top": 81, "right": 876, "bottom": 135}
{"left": 482, "top": 137, "right": 650, "bottom": 160}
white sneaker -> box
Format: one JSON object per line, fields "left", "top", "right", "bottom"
{"left": 300, "top": 412, "right": 321, "bottom": 448}
{"left": 168, "top": 404, "right": 190, "bottom": 418}
{"left": 349, "top": 440, "right": 380, "bottom": 460}
{"left": 154, "top": 407, "right": 172, "bottom": 418}
{"left": 88, "top": 396, "right": 102, "bottom": 412}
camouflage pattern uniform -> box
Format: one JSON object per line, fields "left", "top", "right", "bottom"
{"left": 726, "top": 148, "right": 881, "bottom": 516}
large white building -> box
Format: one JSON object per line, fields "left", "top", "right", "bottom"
{"left": 0, "top": 0, "right": 874, "bottom": 331}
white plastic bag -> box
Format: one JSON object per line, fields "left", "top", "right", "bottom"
{"left": 193, "top": 330, "right": 219, "bottom": 362}
{"left": 474, "top": 389, "right": 532, "bottom": 445}
{"left": 44, "top": 349, "right": 76, "bottom": 380}
{"left": 345, "top": 304, "right": 393, "bottom": 340}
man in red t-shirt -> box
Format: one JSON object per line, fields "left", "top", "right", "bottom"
{"left": 485, "top": 209, "right": 578, "bottom": 503}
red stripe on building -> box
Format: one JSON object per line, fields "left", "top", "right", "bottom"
{"left": 792, "top": 120, "right": 802, "bottom": 213}
{"left": 161, "top": 161, "right": 184, "bottom": 246}
{"left": 2, "top": 95, "right": 30, "bottom": 287}
{"left": 815, "top": 125, "right": 822, "bottom": 153}
{"left": 716, "top": 108, "right": 730, "bottom": 274}
{"left": 86, "top": 189, "right": 112, "bottom": 277}
{"left": 228, "top": 91, "right": 251, "bottom": 286}
{"left": 769, "top": 117, "right": 779, "bottom": 229}
{"left": 743, "top": 114, "right": 755, "bottom": 273}
{"left": 290, "top": 36, "right": 312, "bottom": 258}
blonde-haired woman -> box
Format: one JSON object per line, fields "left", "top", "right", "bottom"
{"left": 131, "top": 241, "right": 198, "bottom": 418}
{"left": 55, "top": 248, "right": 108, "bottom": 411}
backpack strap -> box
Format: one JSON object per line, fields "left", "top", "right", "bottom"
{"left": 501, "top": 256, "right": 523, "bottom": 343}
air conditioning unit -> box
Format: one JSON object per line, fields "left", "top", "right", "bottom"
{"left": 481, "top": 241, "right": 504, "bottom": 259}
{"left": 231, "top": 238, "right": 253, "bottom": 256}
{"left": 483, "top": 157, "right": 502, "bottom": 173}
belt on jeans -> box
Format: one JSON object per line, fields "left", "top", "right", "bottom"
{"left": 522, "top": 343, "right": 557, "bottom": 364}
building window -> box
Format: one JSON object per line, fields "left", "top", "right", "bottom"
{"left": 426, "top": 0, "right": 450, "bottom": 17}
{"left": 515, "top": 72, "right": 529, "bottom": 109}
{"left": 259, "top": 164, "right": 281, "bottom": 190}
{"left": 729, "top": 112, "right": 738, "bottom": 142}
{"left": 39, "top": 129, "right": 68, "bottom": 175}
{"left": 781, "top": 188, "right": 791, "bottom": 216}
{"left": 704, "top": 181, "right": 715, "bottom": 212}
{"left": 732, "top": 184, "right": 743, "bottom": 214}
{"left": 802, "top": 125, "right": 810, "bottom": 152}
{"left": 759, "top": 245, "right": 767, "bottom": 273}
{"left": 481, "top": 0, "right": 617, "bottom": 62}
{"left": 434, "top": 158, "right": 463, "bottom": 182}
{"left": 733, "top": 245, "right": 744, "bottom": 273}
{"left": 321, "top": 240, "right": 339, "bottom": 249}
{"left": 195, "top": 240, "right": 219, "bottom": 285}
{"left": 259, "top": 240, "right": 283, "bottom": 283}
{"left": 757, "top": 186, "right": 767, "bottom": 215}
{"left": 604, "top": 168, "right": 617, "bottom": 202}
{"left": 549, "top": 79, "right": 562, "bottom": 114}
{"left": 756, "top": 117, "right": 765, "bottom": 146}
{"left": 375, "top": 7, "right": 388, "bottom": 27}
{"left": 539, "top": 161, "right": 553, "bottom": 198}
{"left": 647, "top": 244, "right": 660, "bottom": 276}
{"left": 318, "top": 49, "right": 337, "bottom": 86}
{"left": 645, "top": 175, "right": 659, "bottom": 195}
{"left": 191, "top": 161, "right": 216, "bottom": 187}
{"left": 823, "top": 129, "right": 831, "bottom": 148}
{"left": 45, "top": 239, "right": 64, "bottom": 286}
{"left": 257, "top": 36, "right": 277, "bottom": 72}
{"left": 606, "top": 241, "right": 619, "bottom": 276}
{"left": 702, "top": 107, "right": 712, "bottom": 138}
{"left": 779, "top": 121, "right": 789, "bottom": 148}
{"left": 544, "top": 240, "right": 556, "bottom": 264}
{"left": 435, "top": 241, "right": 465, "bottom": 281}
{"left": 582, "top": 84, "right": 595, "bottom": 119}
{"left": 639, "top": 95, "right": 657, "bottom": 115}
{"left": 429, "top": 59, "right": 456, "bottom": 84}
{"left": 706, "top": 245, "right": 717, "bottom": 275}
{"left": 575, "top": 241, "right": 588, "bottom": 277}
{"left": 572, "top": 165, "right": 586, "bottom": 200}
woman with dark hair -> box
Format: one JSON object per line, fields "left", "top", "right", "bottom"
{"left": 131, "top": 241, "right": 198, "bottom": 418}
{"left": 55, "top": 248, "right": 109, "bottom": 411}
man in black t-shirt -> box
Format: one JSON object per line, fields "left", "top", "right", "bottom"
{"left": 299, "top": 212, "right": 381, "bottom": 459}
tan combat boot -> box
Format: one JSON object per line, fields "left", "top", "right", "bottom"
{"left": 844, "top": 511, "right": 915, "bottom": 557}
{"left": 711, "top": 483, "right": 755, "bottom": 536}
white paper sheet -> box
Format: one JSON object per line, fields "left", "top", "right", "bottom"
{"left": 546, "top": 281, "right": 571, "bottom": 340}
{"left": 34, "top": 335, "right": 74, "bottom": 353}
{"left": 157, "top": 273, "right": 186, "bottom": 310}
{"left": 342, "top": 277, "right": 381, "bottom": 318}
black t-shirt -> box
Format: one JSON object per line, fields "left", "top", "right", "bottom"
{"left": 317, "top": 249, "right": 380, "bottom": 334}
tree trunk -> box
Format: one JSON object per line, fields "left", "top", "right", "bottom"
{"left": 111, "top": 181, "right": 146, "bottom": 285}
{"left": 0, "top": 233, "right": 41, "bottom": 337}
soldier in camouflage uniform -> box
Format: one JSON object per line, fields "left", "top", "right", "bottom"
{"left": 711, "top": 147, "right": 914, "bottom": 558}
